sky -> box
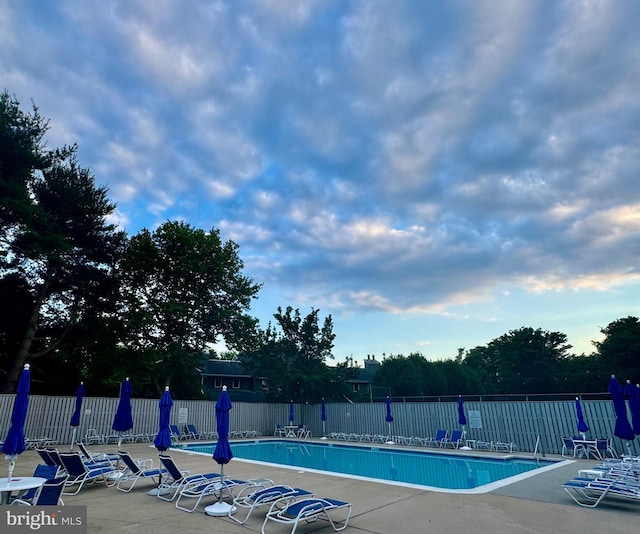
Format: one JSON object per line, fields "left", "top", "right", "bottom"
{"left": 2, "top": 0, "right": 640, "bottom": 366}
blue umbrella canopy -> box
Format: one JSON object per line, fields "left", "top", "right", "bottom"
{"left": 608, "top": 375, "right": 635, "bottom": 441}
{"left": 2, "top": 363, "right": 31, "bottom": 479}
{"left": 212, "top": 386, "right": 233, "bottom": 466}
{"left": 458, "top": 395, "right": 467, "bottom": 426}
{"left": 385, "top": 396, "right": 394, "bottom": 443}
{"left": 69, "top": 382, "right": 86, "bottom": 451}
{"left": 2, "top": 363, "right": 31, "bottom": 458}
{"left": 154, "top": 386, "right": 173, "bottom": 452}
{"left": 575, "top": 397, "right": 589, "bottom": 436}
{"left": 289, "top": 400, "right": 295, "bottom": 423}
{"left": 70, "top": 382, "right": 85, "bottom": 427}
{"left": 385, "top": 396, "right": 393, "bottom": 423}
{"left": 112, "top": 378, "right": 134, "bottom": 449}
{"left": 624, "top": 380, "right": 640, "bottom": 436}
{"left": 321, "top": 397, "right": 327, "bottom": 438}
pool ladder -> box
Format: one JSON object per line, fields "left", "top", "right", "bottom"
{"left": 533, "top": 435, "right": 545, "bottom": 461}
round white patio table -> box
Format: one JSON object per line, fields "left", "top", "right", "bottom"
{"left": 0, "top": 476, "right": 46, "bottom": 504}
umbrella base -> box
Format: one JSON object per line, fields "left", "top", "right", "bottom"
{"left": 459, "top": 446, "right": 472, "bottom": 450}
{"left": 205, "top": 502, "right": 237, "bottom": 516}
{"left": 320, "top": 436, "right": 327, "bottom": 440}
{"left": 385, "top": 440, "right": 395, "bottom": 445}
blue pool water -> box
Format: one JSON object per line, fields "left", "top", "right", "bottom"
{"left": 176, "top": 440, "right": 564, "bottom": 493}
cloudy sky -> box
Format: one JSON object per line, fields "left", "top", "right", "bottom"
{"left": 3, "top": 0, "right": 640, "bottom": 364}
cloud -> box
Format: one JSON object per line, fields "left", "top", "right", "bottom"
{"left": 3, "top": 0, "right": 640, "bottom": 358}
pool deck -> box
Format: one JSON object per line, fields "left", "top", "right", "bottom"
{"left": 13, "top": 440, "right": 640, "bottom": 533}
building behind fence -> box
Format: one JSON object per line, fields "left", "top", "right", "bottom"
{"left": 0, "top": 394, "right": 636, "bottom": 457}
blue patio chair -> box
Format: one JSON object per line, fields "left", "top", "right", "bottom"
{"left": 10, "top": 464, "right": 60, "bottom": 504}
{"left": 170, "top": 424, "right": 184, "bottom": 441}
{"left": 442, "top": 430, "right": 464, "bottom": 449}
{"left": 184, "top": 424, "right": 206, "bottom": 440}
{"left": 596, "top": 437, "right": 617, "bottom": 459}
{"left": 11, "top": 476, "right": 68, "bottom": 506}
{"left": 424, "top": 429, "right": 448, "bottom": 447}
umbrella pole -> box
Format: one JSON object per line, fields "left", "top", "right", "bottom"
{"left": 218, "top": 464, "right": 225, "bottom": 503}
{"left": 70, "top": 428, "right": 77, "bottom": 451}
{"left": 7, "top": 456, "right": 15, "bottom": 482}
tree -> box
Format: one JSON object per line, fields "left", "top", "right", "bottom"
{"left": 1, "top": 135, "right": 125, "bottom": 393}
{"left": 0, "top": 90, "right": 49, "bottom": 230}
{"left": 240, "top": 306, "right": 347, "bottom": 402}
{"left": 595, "top": 316, "right": 640, "bottom": 382}
{"left": 116, "top": 221, "right": 261, "bottom": 398}
{"left": 463, "top": 327, "right": 572, "bottom": 394}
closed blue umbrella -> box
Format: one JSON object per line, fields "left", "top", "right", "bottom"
{"left": 206, "top": 385, "right": 234, "bottom": 517}
{"left": 385, "top": 396, "right": 394, "bottom": 443}
{"left": 457, "top": 395, "right": 471, "bottom": 449}
{"left": 69, "top": 382, "right": 85, "bottom": 451}
{"left": 575, "top": 397, "right": 589, "bottom": 439}
{"left": 458, "top": 395, "right": 467, "bottom": 426}
{"left": 321, "top": 398, "right": 327, "bottom": 438}
{"left": 154, "top": 386, "right": 173, "bottom": 453}
{"left": 624, "top": 380, "right": 640, "bottom": 436}
{"left": 289, "top": 400, "right": 295, "bottom": 423}
{"left": 112, "top": 377, "right": 133, "bottom": 449}
{"left": 608, "top": 375, "right": 634, "bottom": 451}
{"left": 150, "top": 386, "right": 173, "bottom": 496}
{"left": 2, "top": 363, "right": 31, "bottom": 480}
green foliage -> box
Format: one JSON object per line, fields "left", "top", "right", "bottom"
{"left": 116, "top": 221, "right": 261, "bottom": 398}
{"left": 594, "top": 316, "right": 640, "bottom": 380}
{"left": 240, "top": 306, "right": 354, "bottom": 402}
{"left": 0, "top": 90, "right": 49, "bottom": 230}
{"left": 0, "top": 91, "right": 125, "bottom": 392}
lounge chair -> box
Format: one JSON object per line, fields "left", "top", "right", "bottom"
{"left": 77, "top": 442, "right": 120, "bottom": 465}
{"left": 492, "top": 440, "right": 518, "bottom": 452}
{"left": 261, "top": 496, "right": 352, "bottom": 533}
{"left": 562, "top": 475, "right": 640, "bottom": 507}
{"left": 84, "top": 428, "right": 105, "bottom": 445}
{"left": 170, "top": 424, "right": 185, "bottom": 441}
{"left": 230, "top": 484, "right": 314, "bottom": 525}
{"left": 423, "top": 429, "right": 448, "bottom": 447}
{"left": 59, "top": 451, "right": 118, "bottom": 495}
{"left": 274, "top": 425, "right": 286, "bottom": 437}
{"left": 184, "top": 424, "right": 206, "bottom": 440}
{"left": 156, "top": 454, "right": 221, "bottom": 502}
{"left": 442, "top": 430, "right": 464, "bottom": 449}
{"left": 115, "top": 450, "right": 168, "bottom": 492}
{"left": 11, "top": 476, "right": 68, "bottom": 506}
{"left": 175, "top": 476, "right": 273, "bottom": 513}
{"left": 35, "top": 448, "right": 58, "bottom": 467}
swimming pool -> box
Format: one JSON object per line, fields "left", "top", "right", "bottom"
{"left": 175, "top": 440, "right": 569, "bottom": 493}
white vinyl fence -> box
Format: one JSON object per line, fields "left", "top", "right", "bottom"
{"left": 0, "top": 395, "right": 635, "bottom": 457}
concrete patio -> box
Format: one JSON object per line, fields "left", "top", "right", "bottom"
{"left": 8, "top": 441, "right": 639, "bottom": 534}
